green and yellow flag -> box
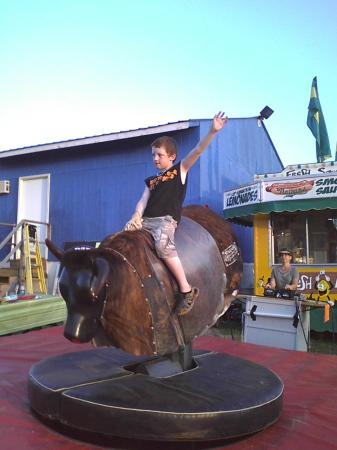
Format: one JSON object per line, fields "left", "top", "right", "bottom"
{"left": 307, "top": 76, "right": 331, "bottom": 162}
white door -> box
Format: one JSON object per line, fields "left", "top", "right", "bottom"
{"left": 17, "top": 174, "right": 50, "bottom": 258}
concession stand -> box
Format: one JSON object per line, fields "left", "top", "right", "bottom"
{"left": 223, "top": 161, "right": 337, "bottom": 347}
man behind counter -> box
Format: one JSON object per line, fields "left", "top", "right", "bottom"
{"left": 266, "top": 248, "right": 299, "bottom": 291}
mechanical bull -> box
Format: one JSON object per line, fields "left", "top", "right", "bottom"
{"left": 46, "top": 205, "right": 243, "bottom": 357}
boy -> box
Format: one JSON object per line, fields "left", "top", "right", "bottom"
{"left": 125, "top": 112, "right": 228, "bottom": 315}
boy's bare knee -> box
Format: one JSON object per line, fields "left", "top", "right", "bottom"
{"left": 155, "top": 242, "right": 177, "bottom": 258}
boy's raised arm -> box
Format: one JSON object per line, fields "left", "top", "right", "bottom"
{"left": 181, "top": 112, "right": 228, "bottom": 174}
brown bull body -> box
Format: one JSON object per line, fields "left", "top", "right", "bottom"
{"left": 47, "top": 205, "right": 243, "bottom": 357}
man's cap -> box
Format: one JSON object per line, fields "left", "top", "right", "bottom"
{"left": 279, "top": 248, "right": 292, "bottom": 256}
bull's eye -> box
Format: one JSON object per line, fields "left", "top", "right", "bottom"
{"left": 59, "top": 268, "right": 69, "bottom": 300}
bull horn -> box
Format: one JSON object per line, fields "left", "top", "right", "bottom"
{"left": 45, "top": 238, "right": 64, "bottom": 261}
{"left": 91, "top": 257, "right": 110, "bottom": 298}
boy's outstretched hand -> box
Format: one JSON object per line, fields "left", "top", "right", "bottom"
{"left": 212, "top": 111, "right": 228, "bottom": 132}
{"left": 181, "top": 110, "right": 229, "bottom": 174}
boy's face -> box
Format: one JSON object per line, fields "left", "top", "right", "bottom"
{"left": 151, "top": 146, "right": 176, "bottom": 171}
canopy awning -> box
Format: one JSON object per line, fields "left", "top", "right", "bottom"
{"left": 223, "top": 170, "right": 337, "bottom": 226}
{"left": 223, "top": 198, "right": 337, "bottom": 226}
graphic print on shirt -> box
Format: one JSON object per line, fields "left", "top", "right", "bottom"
{"left": 148, "top": 169, "right": 178, "bottom": 191}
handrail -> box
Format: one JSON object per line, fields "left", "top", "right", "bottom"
{"left": 0, "top": 241, "right": 22, "bottom": 268}
{"left": 0, "top": 222, "right": 16, "bottom": 227}
{"left": 0, "top": 219, "right": 51, "bottom": 269}
{"left": 0, "top": 219, "right": 50, "bottom": 251}
{"left": 0, "top": 220, "right": 23, "bottom": 253}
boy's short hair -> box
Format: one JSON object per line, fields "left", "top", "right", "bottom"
{"left": 151, "top": 136, "right": 177, "bottom": 161}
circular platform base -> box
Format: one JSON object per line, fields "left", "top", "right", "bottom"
{"left": 28, "top": 347, "right": 283, "bottom": 441}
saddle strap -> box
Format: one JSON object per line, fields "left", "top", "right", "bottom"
{"left": 143, "top": 245, "right": 186, "bottom": 349}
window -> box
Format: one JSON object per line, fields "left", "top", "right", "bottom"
{"left": 308, "top": 211, "right": 337, "bottom": 264}
{"left": 271, "top": 210, "right": 337, "bottom": 265}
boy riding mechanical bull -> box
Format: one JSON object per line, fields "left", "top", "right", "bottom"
{"left": 125, "top": 112, "right": 228, "bottom": 316}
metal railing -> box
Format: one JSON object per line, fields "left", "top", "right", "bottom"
{"left": 0, "top": 219, "right": 51, "bottom": 269}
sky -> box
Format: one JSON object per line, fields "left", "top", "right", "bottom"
{"left": 0, "top": 0, "right": 336, "bottom": 166}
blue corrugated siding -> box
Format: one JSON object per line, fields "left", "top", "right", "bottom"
{"left": 199, "top": 118, "right": 282, "bottom": 211}
{"left": 198, "top": 118, "right": 282, "bottom": 262}
{"left": 0, "top": 120, "right": 282, "bottom": 263}
{"left": 0, "top": 128, "right": 201, "bottom": 254}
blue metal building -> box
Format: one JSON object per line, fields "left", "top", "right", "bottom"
{"left": 0, "top": 117, "right": 283, "bottom": 266}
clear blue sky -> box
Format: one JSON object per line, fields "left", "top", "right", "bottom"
{"left": 1, "top": 0, "right": 336, "bottom": 166}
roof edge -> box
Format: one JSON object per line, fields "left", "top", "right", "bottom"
{"left": 0, "top": 120, "right": 200, "bottom": 159}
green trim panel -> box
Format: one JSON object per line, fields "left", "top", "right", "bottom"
{"left": 310, "top": 306, "right": 337, "bottom": 333}
{"left": 0, "top": 296, "right": 66, "bottom": 336}
{"left": 223, "top": 198, "right": 337, "bottom": 222}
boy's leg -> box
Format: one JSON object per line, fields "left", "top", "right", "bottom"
{"left": 163, "top": 256, "right": 191, "bottom": 293}
{"left": 164, "top": 256, "right": 199, "bottom": 316}
{"left": 142, "top": 216, "right": 199, "bottom": 315}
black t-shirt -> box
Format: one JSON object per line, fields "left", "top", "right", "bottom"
{"left": 143, "top": 162, "right": 187, "bottom": 222}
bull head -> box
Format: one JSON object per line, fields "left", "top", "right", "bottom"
{"left": 46, "top": 239, "right": 110, "bottom": 343}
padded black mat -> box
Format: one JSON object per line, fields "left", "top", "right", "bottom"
{"left": 28, "top": 347, "right": 283, "bottom": 441}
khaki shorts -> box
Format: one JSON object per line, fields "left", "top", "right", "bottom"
{"left": 142, "top": 215, "right": 177, "bottom": 258}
